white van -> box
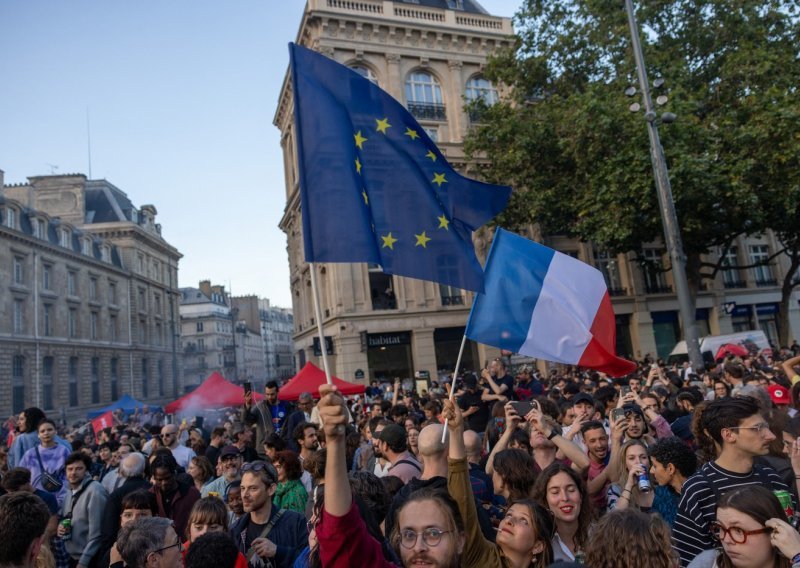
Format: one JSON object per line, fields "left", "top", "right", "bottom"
{"left": 668, "top": 330, "right": 770, "bottom": 366}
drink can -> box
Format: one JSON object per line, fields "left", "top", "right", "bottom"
{"left": 60, "top": 518, "right": 72, "bottom": 541}
{"left": 774, "top": 490, "right": 794, "bottom": 518}
{"left": 638, "top": 473, "right": 651, "bottom": 493}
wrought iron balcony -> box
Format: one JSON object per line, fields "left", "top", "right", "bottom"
{"left": 408, "top": 102, "right": 447, "bottom": 121}
{"left": 645, "top": 284, "right": 673, "bottom": 294}
{"left": 441, "top": 295, "right": 465, "bottom": 306}
{"left": 755, "top": 278, "right": 778, "bottom": 287}
{"left": 608, "top": 287, "right": 628, "bottom": 297}
{"left": 723, "top": 279, "right": 747, "bottom": 289}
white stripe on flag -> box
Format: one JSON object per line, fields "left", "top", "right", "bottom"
{"left": 519, "top": 252, "right": 607, "bottom": 364}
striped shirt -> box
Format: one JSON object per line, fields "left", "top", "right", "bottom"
{"left": 673, "top": 461, "right": 792, "bottom": 567}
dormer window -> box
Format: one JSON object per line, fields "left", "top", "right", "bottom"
{"left": 4, "top": 207, "right": 16, "bottom": 229}
{"left": 101, "top": 245, "right": 110, "bottom": 262}
{"left": 33, "top": 218, "right": 46, "bottom": 239}
{"left": 81, "top": 238, "right": 91, "bottom": 255}
{"left": 60, "top": 228, "right": 71, "bottom": 248}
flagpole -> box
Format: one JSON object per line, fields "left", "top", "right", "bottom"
{"left": 309, "top": 263, "right": 333, "bottom": 386}
{"left": 441, "top": 334, "right": 468, "bottom": 443}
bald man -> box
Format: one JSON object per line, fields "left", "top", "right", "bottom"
{"left": 160, "top": 424, "right": 196, "bottom": 469}
{"left": 464, "top": 430, "right": 494, "bottom": 506}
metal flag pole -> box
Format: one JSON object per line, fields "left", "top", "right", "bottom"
{"left": 309, "top": 263, "right": 333, "bottom": 385}
{"left": 441, "top": 334, "right": 468, "bottom": 443}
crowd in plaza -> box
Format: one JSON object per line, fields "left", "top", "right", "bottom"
{"left": 2, "top": 343, "right": 800, "bottom": 568}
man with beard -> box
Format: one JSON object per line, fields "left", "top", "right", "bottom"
{"left": 202, "top": 445, "right": 243, "bottom": 497}
{"left": 230, "top": 461, "right": 307, "bottom": 567}
{"left": 149, "top": 451, "right": 200, "bottom": 537}
{"left": 58, "top": 452, "right": 108, "bottom": 568}
{"left": 243, "top": 381, "right": 289, "bottom": 460}
{"left": 160, "top": 423, "right": 196, "bottom": 469}
{"left": 292, "top": 422, "right": 318, "bottom": 492}
{"left": 581, "top": 421, "right": 612, "bottom": 511}
{"left": 673, "top": 396, "right": 794, "bottom": 567}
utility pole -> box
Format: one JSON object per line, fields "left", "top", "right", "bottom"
{"left": 624, "top": 0, "right": 704, "bottom": 372}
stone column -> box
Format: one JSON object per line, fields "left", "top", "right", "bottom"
{"left": 411, "top": 328, "right": 437, "bottom": 378}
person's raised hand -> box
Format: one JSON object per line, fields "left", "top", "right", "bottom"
{"left": 318, "top": 384, "right": 347, "bottom": 440}
{"left": 503, "top": 402, "right": 521, "bottom": 429}
{"left": 765, "top": 517, "right": 800, "bottom": 560}
{"left": 524, "top": 407, "right": 550, "bottom": 438}
{"left": 442, "top": 398, "right": 463, "bottom": 431}
{"left": 790, "top": 438, "right": 800, "bottom": 475}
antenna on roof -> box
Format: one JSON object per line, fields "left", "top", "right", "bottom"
{"left": 47, "top": 163, "right": 59, "bottom": 174}
{"left": 86, "top": 107, "right": 93, "bottom": 179}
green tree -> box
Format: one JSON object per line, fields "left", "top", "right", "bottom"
{"left": 466, "top": 0, "right": 799, "bottom": 335}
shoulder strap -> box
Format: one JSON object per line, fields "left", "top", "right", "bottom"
{"left": 394, "top": 459, "right": 422, "bottom": 472}
{"left": 245, "top": 509, "right": 286, "bottom": 563}
{"left": 34, "top": 445, "right": 45, "bottom": 471}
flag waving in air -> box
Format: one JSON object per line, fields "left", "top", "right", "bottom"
{"left": 289, "top": 43, "right": 511, "bottom": 292}
{"left": 466, "top": 229, "right": 637, "bottom": 376}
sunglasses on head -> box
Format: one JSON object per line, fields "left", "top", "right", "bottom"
{"left": 241, "top": 461, "right": 277, "bottom": 484}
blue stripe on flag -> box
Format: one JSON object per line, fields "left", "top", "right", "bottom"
{"left": 466, "top": 229, "right": 555, "bottom": 353}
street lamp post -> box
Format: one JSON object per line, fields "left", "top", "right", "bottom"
{"left": 623, "top": 0, "right": 704, "bottom": 372}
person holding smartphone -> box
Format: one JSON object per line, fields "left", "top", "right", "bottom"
{"left": 480, "top": 359, "right": 516, "bottom": 404}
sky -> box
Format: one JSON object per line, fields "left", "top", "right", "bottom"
{"left": 0, "top": 0, "right": 522, "bottom": 308}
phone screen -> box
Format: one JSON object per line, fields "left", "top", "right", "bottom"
{"left": 612, "top": 408, "right": 627, "bottom": 422}
{"left": 243, "top": 381, "right": 252, "bottom": 398}
{"left": 510, "top": 401, "right": 534, "bottom": 416}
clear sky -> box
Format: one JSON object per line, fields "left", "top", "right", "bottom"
{"left": 0, "top": 0, "right": 521, "bottom": 308}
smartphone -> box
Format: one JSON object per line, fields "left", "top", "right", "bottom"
{"left": 243, "top": 381, "right": 252, "bottom": 399}
{"left": 622, "top": 386, "right": 631, "bottom": 395}
{"left": 510, "top": 401, "right": 535, "bottom": 416}
{"left": 611, "top": 408, "right": 627, "bottom": 422}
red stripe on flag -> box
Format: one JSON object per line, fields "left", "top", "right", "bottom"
{"left": 578, "top": 291, "right": 637, "bottom": 376}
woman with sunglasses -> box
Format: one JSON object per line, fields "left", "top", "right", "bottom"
{"left": 688, "top": 485, "right": 800, "bottom": 568}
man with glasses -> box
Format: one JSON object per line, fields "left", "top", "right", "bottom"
{"left": 243, "top": 381, "right": 289, "bottom": 461}
{"left": 160, "top": 424, "right": 196, "bottom": 469}
{"left": 202, "top": 445, "right": 243, "bottom": 498}
{"left": 116, "top": 516, "right": 183, "bottom": 568}
{"left": 673, "top": 396, "right": 794, "bottom": 567}
{"left": 230, "top": 460, "right": 307, "bottom": 567}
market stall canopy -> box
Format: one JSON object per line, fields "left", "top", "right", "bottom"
{"left": 165, "top": 372, "right": 263, "bottom": 414}
{"left": 278, "top": 362, "right": 366, "bottom": 401}
{"left": 87, "top": 394, "right": 160, "bottom": 419}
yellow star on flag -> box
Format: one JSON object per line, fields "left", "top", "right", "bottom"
{"left": 425, "top": 150, "right": 437, "bottom": 162}
{"left": 381, "top": 232, "right": 398, "bottom": 250}
{"left": 354, "top": 130, "right": 368, "bottom": 149}
{"left": 355, "top": 157, "right": 362, "bottom": 174}
{"left": 432, "top": 173, "right": 448, "bottom": 187}
{"left": 437, "top": 215, "right": 450, "bottom": 230}
{"left": 404, "top": 127, "right": 419, "bottom": 140}
{"left": 375, "top": 118, "right": 391, "bottom": 134}
{"left": 414, "top": 231, "right": 431, "bottom": 248}
{"left": 362, "top": 190, "right": 369, "bottom": 205}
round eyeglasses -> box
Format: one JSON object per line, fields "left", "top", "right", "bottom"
{"left": 399, "top": 528, "right": 450, "bottom": 549}
{"left": 710, "top": 521, "right": 771, "bottom": 544}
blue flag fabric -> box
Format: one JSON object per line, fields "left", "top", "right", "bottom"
{"left": 289, "top": 43, "right": 511, "bottom": 292}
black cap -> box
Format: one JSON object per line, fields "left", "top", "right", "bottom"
{"left": 572, "top": 393, "right": 595, "bottom": 406}
{"left": 377, "top": 423, "right": 407, "bottom": 447}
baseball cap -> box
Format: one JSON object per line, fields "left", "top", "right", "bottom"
{"left": 768, "top": 384, "right": 790, "bottom": 405}
{"left": 572, "top": 393, "right": 595, "bottom": 406}
{"left": 377, "top": 423, "right": 407, "bottom": 447}
{"left": 220, "top": 445, "right": 241, "bottom": 459}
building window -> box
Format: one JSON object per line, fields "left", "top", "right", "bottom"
{"left": 720, "top": 246, "right": 743, "bottom": 288}
{"left": 91, "top": 357, "right": 100, "bottom": 403}
{"left": 465, "top": 75, "right": 498, "bottom": 121}
{"left": 13, "top": 300, "right": 24, "bottom": 334}
{"left": 749, "top": 244, "right": 775, "bottom": 286}
{"left": 439, "top": 284, "right": 464, "bottom": 306}
{"left": 350, "top": 64, "right": 378, "bottom": 84}
{"left": 68, "top": 271, "right": 77, "bottom": 295}
{"left": 43, "top": 304, "right": 53, "bottom": 337}
{"left": 90, "top": 277, "right": 98, "bottom": 300}
{"left": 154, "top": 294, "right": 161, "bottom": 314}
{"left": 69, "top": 357, "right": 79, "bottom": 407}
{"left": 368, "top": 264, "right": 397, "bottom": 310}
{"left": 594, "top": 250, "right": 625, "bottom": 295}
{"left": 158, "top": 359, "right": 165, "bottom": 397}
{"left": 13, "top": 256, "right": 24, "bottom": 284}
{"left": 90, "top": 312, "right": 99, "bottom": 339}
{"left": 60, "top": 228, "right": 71, "bottom": 248}
{"left": 101, "top": 246, "right": 110, "bottom": 262}
{"left": 155, "top": 322, "right": 162, "bottom": 346}
{"left": 12, "top": 356, "right": 25, "bottom": 413}
{"left": 42, "top": 356, "right": 54, "bottom": 410}
{"left": 141, "top": 358, "right": 149, "bottom": 398}
{"left": 197, "top": 322, "right": 204, "bottom": 333}
{"left": 108, "top": 281, "right": 117, "bottom": 304}
{"left": 5, "top": 207, "right": 17, "bottom": 229}
{"left": 405, "top": 71, "right": 446, "bottom": 121}
{"left": 69, "top": 308, "right": 78, "bottom": 338}
{"left": 138, "top": 288, "right": 146, "bottom": 310}
{"left": 642, "top": 249, "right": 671, "bottom": 294}
{"left": 81, "top": 239, "right": 91, "bottom": 255}
{"left": 139, "top": 318, "right": 147, "bottom": 344}
{"left": 33, "top": 219, "right": 46, "bottom": 238}
{"left": 42, "top": 264, "right": 52, "bottom": 291}
{"left": 110, "top": 358, "right": 119, "bottom": 401}
{"left": 110, "top": 314, "right": 118, "bottom": 342}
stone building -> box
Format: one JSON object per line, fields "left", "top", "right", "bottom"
{"left": 180, "top": 281, "right": 235, "bottom": 388}
{"left": 231, "top": 296, "right": 295, "bottom": 385}
{"left": 0, "top": 171, "right": 183, "bottom": 419}
{"left": 274, "top": 1, "right": 800, "bottom": 383}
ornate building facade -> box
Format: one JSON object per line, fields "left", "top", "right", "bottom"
{"left": 0, "top": 171, "right": 183, "bottom": 420}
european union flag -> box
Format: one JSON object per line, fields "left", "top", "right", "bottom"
{"left": 289, "top": 43, "right": 511, "bottom": 292}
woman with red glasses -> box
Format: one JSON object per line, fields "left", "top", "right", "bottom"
{"left": 687, "top": 485, "right": 800, "bottom": 568}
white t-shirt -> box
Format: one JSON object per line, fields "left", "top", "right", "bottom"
{"left": 170, "top": 444, "right": 196, "bottom": 469}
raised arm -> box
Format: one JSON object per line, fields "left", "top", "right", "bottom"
{"left": 319, "top": 385, "right": 351, "bottom": 516}
{"left": 526, "top": 408, "right": 589, "bottom": 470}
{"left": 783, "top": 355, "right": 800, "bottom": 385}
{"left": 484, "top": 402, "right": 520, "bottom": 476}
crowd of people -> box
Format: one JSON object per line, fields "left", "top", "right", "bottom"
{"left": 2, "top": 348, "right": 800, "bottom": 568}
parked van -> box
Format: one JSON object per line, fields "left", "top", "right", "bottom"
{"left": 668, "top": 330, "right": 770, "bottom": 366}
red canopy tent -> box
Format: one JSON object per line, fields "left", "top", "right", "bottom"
{"left": 165, "top": 372, "right": 263, "bottom": 414}
{"left": 278, "top": 362, "right": 365, "bottom": 401}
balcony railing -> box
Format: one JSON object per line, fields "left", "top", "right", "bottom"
{"left": 441, "top": 295, "right": 465, "bottom": 305}
{"left": 608, "top": 287, "right": 628, "bottom": 297}
{"left": 407, "top": 102, "right": 447, "bottom": 121}
{"left": 723, "top": 279, "right": 747, "bottom": 289}
{"left": 645, "top": 284, "right": 673, "bottom": 294}
{"left": 755, "top": 278, "right": 778, "bottom": 287}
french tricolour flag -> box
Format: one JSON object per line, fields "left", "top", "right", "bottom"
{"left": 466, "top": 229, "right": 636, "bottom": 377}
